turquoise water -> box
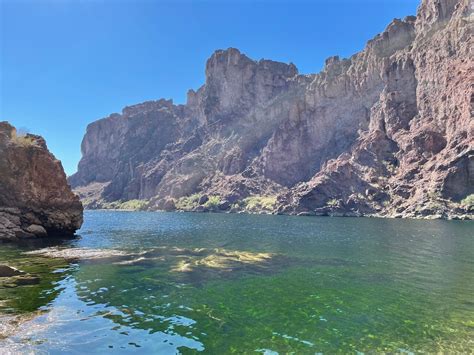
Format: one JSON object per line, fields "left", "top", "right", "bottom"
{"left": 0, "top": 211, "right": 473, "bottom": 353}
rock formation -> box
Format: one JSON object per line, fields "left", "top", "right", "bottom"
{"left": 0, "top": 122, "right": 83, "bottom": 241}
{"left": 69, "top": 0, "right": 473, "bottom": 219}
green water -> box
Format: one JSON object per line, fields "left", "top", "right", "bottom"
{"left": 0, "top": 211, "right": 473, "bottom": 353}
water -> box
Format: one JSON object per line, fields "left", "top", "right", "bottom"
{"left": 0, "top": 211, "right": 473, "bottom": 353}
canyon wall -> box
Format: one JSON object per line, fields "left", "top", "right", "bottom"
{"left": 70, "top": 0, "right": 473, "bottom": 219}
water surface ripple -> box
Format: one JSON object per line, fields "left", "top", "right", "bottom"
{"left": 0, "top": 211, "right": 473, "bottom": 353}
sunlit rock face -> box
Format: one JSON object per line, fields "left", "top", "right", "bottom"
{"left": 0, "top": 122, "right": 83, "bottom": 241}
{"left": 280, "top": 0, "right": 473, "bottom": 218}
{"left": 69, "top": 0, "right": 472, "bottom": 219}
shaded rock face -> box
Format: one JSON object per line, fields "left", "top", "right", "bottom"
{"left": 70, "top": 0, "right": 472, "bottom": 219}
{"left": 0, "top": 122, "right": 83, "bottom": 241}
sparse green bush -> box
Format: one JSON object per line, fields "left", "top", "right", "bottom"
{"left": 174, "top": 194, "right": 222, "bottom": 211}
{"left": 204, "top": 195, "right": 221, "bottom": 208}
{"left": 119, "top": 199, "right": 149, "bottom": 210}
{"left": 326, "top": 198, "right": 339, "bottom": 207}
{"left": 460, "top": 194, "right": 474, "bottom": 209}
{"left": 102, "top": 199, "right": 148, "bottom": 210}
{"left": 175, "top": 193, "right": 201, "bottom": 210}
{"left": 242, "top": 195, "right": 277, "bottom": 212}
{"left": 11, "top": 133, "right": 36, "bottom": 147}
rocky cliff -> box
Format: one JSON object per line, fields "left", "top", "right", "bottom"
{"left": 70, "top": 0, "right": 473, "bottom": 219}
{"left": 0, "top": 122, "right": 83, "bottom": 241}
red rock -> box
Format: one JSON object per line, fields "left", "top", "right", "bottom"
{"left": 68, "top": 0, "right": 472, "bottom": 219}
{"left": 0, "top": 122, "right": 83, "bottom": 241}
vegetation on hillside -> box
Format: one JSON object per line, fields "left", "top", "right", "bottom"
{"left": 240, "top": 196, "right": 277, "bottom": 213}
{"left": 175, "top": 194, "right": 201, "bottom": 211}
{"left": 98, "top": 199, "right": 149, "bottom": 210}
{"left": 11, "top": 133, "right": 36, "bottom": 147}
{"left": 460, "top": 194, "right": 474, "bottom": 210}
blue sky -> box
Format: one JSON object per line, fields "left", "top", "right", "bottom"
{"left": 1, "top": 0, "right": 418, "bottom": 176}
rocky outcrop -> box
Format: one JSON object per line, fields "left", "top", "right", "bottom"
{"left": 0, "top": 122, "right": 83, "bottom": 241}
{"left": 279, "top": 0, "right": 473, "bottom": 219}
{"left": 70, "top": 0, "right": 472, "bottom": 219}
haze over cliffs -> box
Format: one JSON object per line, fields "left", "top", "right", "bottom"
{"left": 70, "top": 0, "right": 473, "bottom": 219}
{"left": 0, "top": 122, "right": 83, "bottom": 241}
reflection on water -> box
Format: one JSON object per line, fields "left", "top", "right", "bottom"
{"left": 0, "top": 211, "right": 473, "bottom": 353}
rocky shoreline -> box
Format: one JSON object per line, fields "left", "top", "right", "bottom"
{"left": 83, "top": 199, "right": 473, "bottom": 221}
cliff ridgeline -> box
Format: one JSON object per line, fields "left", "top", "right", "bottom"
{"left": 70, "top": 0, "right": 473, "bottom": 219}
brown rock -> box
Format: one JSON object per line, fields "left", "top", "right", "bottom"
{"left": 0, "top": 122, "right": 83, "bottom": 241}
{"left": 68, "top": 0, "right": 472, "bottom": 220}
{"left": 25, "top": 224, "right": 47, "bottom": 237}
{"left": 198, "top": 195, "right": 209, "bottom": 205}
{"left": 0, "top": 265, "right": 24, "bottom": 277}
{"left": 162, "top": 199, "right": 176, "bottom": 212}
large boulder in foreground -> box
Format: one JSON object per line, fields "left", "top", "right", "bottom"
{"left": 0, "top": 122, "right": 83, "bottom": 242}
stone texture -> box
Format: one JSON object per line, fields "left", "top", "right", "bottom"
{"left": 69, "top": 0, "right": 472, "bottom": 219}
{"left": 279, "top": 0, "right": 473, "bottom": 219}
{"left": 0, "top": 122, "right": 83, "bottom": 241}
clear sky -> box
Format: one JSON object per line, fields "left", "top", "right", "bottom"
{"left": 1, "top": 0, "right": 418, "bottom": 176}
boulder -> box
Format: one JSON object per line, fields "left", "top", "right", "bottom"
{"left": 198, "top": 195, "right": 209, "bottom": 205}
{"left": 26, "top": 224, "right": 48, "bottom": 237}
{"left": 0, "top": 265, "right": 24, "bottom": 277}
{"left": 162, "top": 199, "right": 176, "bottom": 212}
{"left": 218, "top": 200, "right": 231, "bottom": 211}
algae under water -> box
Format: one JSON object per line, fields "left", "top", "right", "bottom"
{"left": 0, "top": 211, "right": 473, "bottom": 353}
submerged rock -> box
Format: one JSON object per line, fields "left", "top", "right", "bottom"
{"left": 169, "top": 249, "right": 275, "bottom": 273}
{"left": 7, "top": 275, "right": 41, "bottom": 286}
{"left": 23, "top": 246, "right": 284, "bottom": 277}
{"left": 24, "top": 247, "right": 129, "bottom": 261}
{"left": 0, "top": 122, "right": 83, "bottom": 241}
{"left": 0, "top": 311, "right": 45, "bottom": 340}
{"left": 0, "top": 265, "right": 40, "bottom": 287}
{"left": 0, "top": 265, "right": 24, "bottom": 277}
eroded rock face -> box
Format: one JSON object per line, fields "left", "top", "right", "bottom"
{"left": 70, "top": 0, "right": 472, "bottom": 219}
{"left": 0, "top": 122, "right": 83, "bottom": 241}
{"left": 280, "top": 0, "right": 473, "bottom": 219}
